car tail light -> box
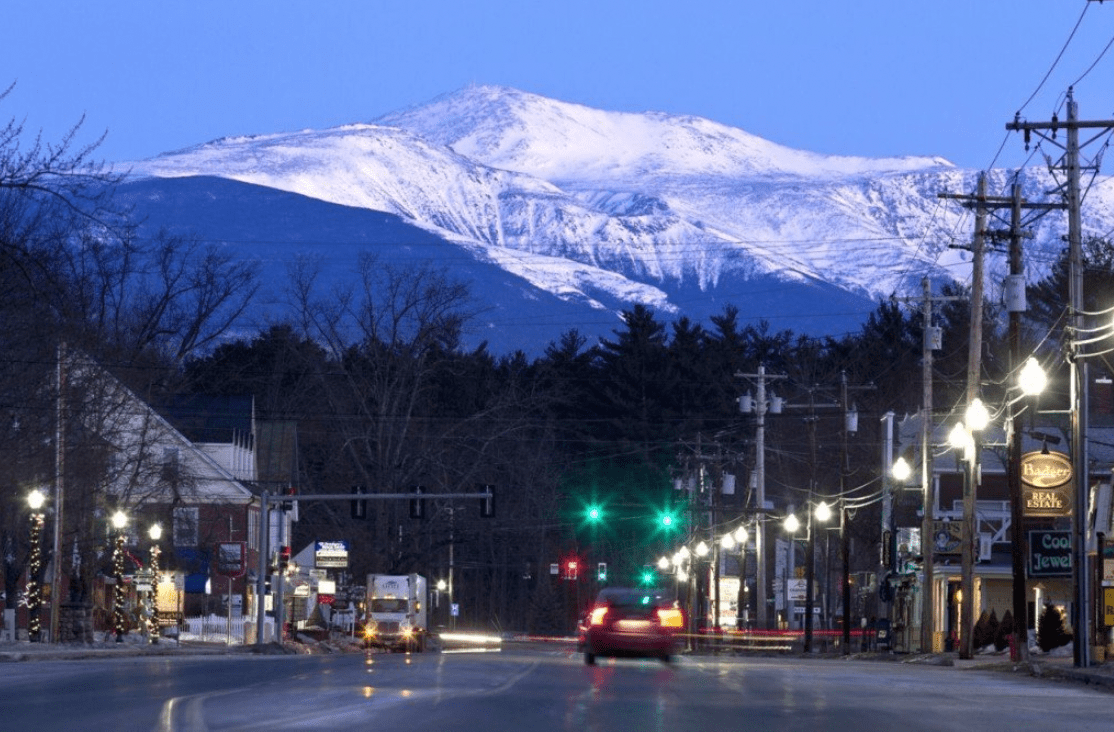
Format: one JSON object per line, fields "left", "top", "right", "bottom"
{"left": 589, "top": 606, "right": 609, "bottom": 626}
{"left": 656, "top": 607, "right": 683, "bottom": 629}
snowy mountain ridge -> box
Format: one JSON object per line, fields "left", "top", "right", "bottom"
{"left": 126, "top": 86, "right": 1114, "bottom": 345}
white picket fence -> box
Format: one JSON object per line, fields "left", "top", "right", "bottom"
{"left": 179, "top": 614, "right": 275, "bottom": 644}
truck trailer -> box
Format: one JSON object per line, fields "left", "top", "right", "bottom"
{"left": 364, "top": 573, "right": 429, "bottom": 651}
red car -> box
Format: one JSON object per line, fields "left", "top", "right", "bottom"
{"left": 582, "top": 587, "right": 683, "bottom": 665}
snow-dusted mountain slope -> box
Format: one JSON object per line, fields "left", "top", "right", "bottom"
{"left": 125, "top": 86, "right": 1114, "bottom": 352}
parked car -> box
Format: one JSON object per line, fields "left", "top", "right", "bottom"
{"left": 582, "top": 587, "right": 683, "bottom": 665}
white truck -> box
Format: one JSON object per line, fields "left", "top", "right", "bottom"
{"left": 364, "top": 573, "right": 429, "bottom": 651}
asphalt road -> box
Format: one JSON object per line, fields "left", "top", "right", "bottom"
{"left": 1, "top": 647, "right": 1111, "bottom": 731}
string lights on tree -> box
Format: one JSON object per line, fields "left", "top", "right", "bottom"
{"left": 147, "top": 523, "right": 162, "bottom": 643}
{"left": 27, "top": 489, "right": 46, "bottom": 642}
{"left": 111, "top": 510, "right": 128, "bottom": 643}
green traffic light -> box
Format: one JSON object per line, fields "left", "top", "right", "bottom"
{"left": 587, "top": 506, "right": 602, "bottom": 521}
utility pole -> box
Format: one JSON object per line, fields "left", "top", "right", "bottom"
{"left": 897, "top": 279, "right": 966, "bottom": 654}
{"left": 1007, "top": 89, "right": 1114, "bottom": 667}
{"left": 940, "top": 172, "right": 988, "bottom": 660}
{"left": 50, "top": 343, "right": 66, "bottom": 644}
{"left": 940, "top": 175, "right": 1063, "bottom": 659}
{"left": 1006, "top": 182, "right": 1030, "bottom": 663}
{"left": 736, "top": 365, "right": 785, "bottom": 629}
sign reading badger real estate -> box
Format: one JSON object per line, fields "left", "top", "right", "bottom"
{"left": 1021, "top": 450, "right": 1072, "bottom": 517}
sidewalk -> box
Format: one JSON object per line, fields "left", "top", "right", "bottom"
{"left": 0, "top": 634, "right": 248, "bottom": 663}
{"left": 899, "top": 649, "right": 1114, "bottom": 692}
{"left": 0, "top": 629, "right": 370, "bottom": 662}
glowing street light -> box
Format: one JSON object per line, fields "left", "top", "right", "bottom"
{"left": 783, "top": 513, "right": 800, "bottom": 534}
{"left": 891, "top": 456, "right": 912, "bottom": 483}
{"left": 734, "top": 525, "right": 749, "bottom": 545}
{"left": 1019, "top": 356, "right": 1047, "bottom": 397}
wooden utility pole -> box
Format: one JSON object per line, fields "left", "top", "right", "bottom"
{"left": 940, "top": 176, "right": 1060, "bottom": 655}
{"left": 1007, "top": 89, "right": 1114, "bottom": 667}
{"left": 939, "top": 172, "right": 987, "bottom": 659}
{"left": 735, "top": 366, "right": 785, "bottom": 629}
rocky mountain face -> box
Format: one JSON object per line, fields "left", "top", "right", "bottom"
{"left": 121, "top": 86, "right": 1114, "bottom": 354}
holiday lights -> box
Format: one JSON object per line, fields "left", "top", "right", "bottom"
{"left": 146, "top": 524, "right": 162, "bottom": 643}
{"left": 27, "top": 489, "right": 45, "bottom": 642}
{"left": 111, "top": 511, "right": 127, "bottom": 642}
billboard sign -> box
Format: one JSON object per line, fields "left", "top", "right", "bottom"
{"left": 314, "top": 540, "right": 349, "bottom": 568}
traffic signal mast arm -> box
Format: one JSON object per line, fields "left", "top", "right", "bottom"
{"left": 262, "top": 490, "right": 492, "bottom": 503}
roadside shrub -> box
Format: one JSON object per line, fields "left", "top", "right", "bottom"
{"left": 1036, "top": 604, "right": 1072, "bottom": 652}
{"left": 994, "top": 610, "right": 1014, "bottom": 652}
{"left": 984, "top": 609, "right": 1000, "bottom": 652}
{"left": 972, "top": 610, "right": 991, "bottom": 650}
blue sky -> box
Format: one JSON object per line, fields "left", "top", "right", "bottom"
{"left": 3, "top": 1, "right": 1114, "bottom": 170}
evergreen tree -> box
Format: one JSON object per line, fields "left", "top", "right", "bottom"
{"left": 973, "top": 610, "right": 991, "bottom": 650}
{"left": 995, "top": 609, "right": 1014, "bottom": 652}
{"left": 1037, "top": 604, "right": 1072, "bottom": 652}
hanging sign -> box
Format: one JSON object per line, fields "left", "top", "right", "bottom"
{"left": 1021, "top": 451, "right": 1073, "bottom": 518}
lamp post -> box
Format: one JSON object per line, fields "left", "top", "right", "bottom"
{"left": 147, "top": 523, "right": 162, "bottom": 643}
{"left": 26, "top": 489, "right": 46, "bottom": 642}
{"left": 111, "top": 510, "right": 128, "bottom": 643}
{"left": 783, "top": 512, "right": 800, "bottom": 631}
{"left": 1009, "top": 357, "right": 1046, "bottom": 662}
{"left": 805, "top": 501, "right": 831, "bottom": 652}
{"left": 953, "top": 397, "right": 989, "bottom": 659}
{"left": 732, "top": 525, "right": 750, "bottom": 628}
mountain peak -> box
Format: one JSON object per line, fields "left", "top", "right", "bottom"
{"left": 377, "top": 85, "right": 955, "bottom": 182}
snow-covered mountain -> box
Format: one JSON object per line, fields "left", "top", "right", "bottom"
{"left": 123, "top": 86, "right": 1114, "bottom": 353}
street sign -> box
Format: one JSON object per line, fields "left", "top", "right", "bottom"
{"left": 216, "top": 542, "right": 246, "bottom": 577}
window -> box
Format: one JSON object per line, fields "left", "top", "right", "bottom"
{"left": 161, "top": 447, "right": 180, "bottom": 482}
{"left": 173, "top": 506, "right": 199, "bottom": 547}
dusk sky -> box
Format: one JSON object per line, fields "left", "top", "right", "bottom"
{"left": 3, "top": 1, "right": 1114, "bottom": 172}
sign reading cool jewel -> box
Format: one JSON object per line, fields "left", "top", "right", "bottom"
{"left": 1021, "top": 450, "right": 1073, "bottom": 518}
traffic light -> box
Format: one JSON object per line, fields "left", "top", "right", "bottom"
{"left": 351, "top": 485, "right": 367, "bottom": 520}
{"left": 277, "top": 545, "right": 290, "bottom": 572}
{"left": 563, "top": 559, "right": 579, "bottom": 581}
{"left": 586, "top": 505, "right": 602, "bottom": 522}
{"left": 597, "top": 562, "right": 608, "bottom": 581}
{"left": 657, "top": 509, "right": 678, "bottom": 531}
{"left": 480, "top": 484, "right": 495, "bottom": 518}
{"left": 410, "top": 486, "right": 425, "bottom": 520}
{"left": 639, "top": 565, "right": 656, "bottom": 586}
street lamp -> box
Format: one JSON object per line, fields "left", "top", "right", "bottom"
{"left": 26, "top": 489, "right": 46, "bottom": 642}
{"left": 783, "top": 513, "right": 800, "bottom": 630}
{"left": 891, "top": 456, "right": 912, "bottom": 483}
{"left": 953, "top": 397, "right": 989, "bottom": 660}
{"left": 111, "top": 510, "right": 128, "bottom": 643}
{"left": 147, "top": 523, "right": 162, "bottom": 643}
{"left": 1008, "top": 356, "right": 1047, "bottom": 662}
{"left": 804, "top": 502, "right": 831, "bottom": 652}
{"left": 729, "top": 525, "right": 750, "bottom": 629}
